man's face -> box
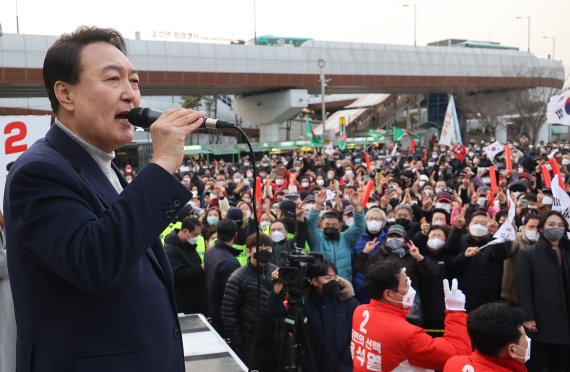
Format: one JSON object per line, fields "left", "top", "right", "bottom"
{"left": 395, "top": 209, "right": 411, "bottom": 221}
{"left": 523, "top": 218, "right": 539, "bottom": 233}
{"left": 322, "top": 217, "right": 340, "bottom": 230}
{"left": 311, "top": 267, "right": 336, "bottom": 291}
{"left": 62, "top": 42, "right": 140, "bottom": 152}
{"left": 431, "top": 212, "right": 447, "bottom": 226}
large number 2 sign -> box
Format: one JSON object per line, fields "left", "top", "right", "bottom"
{"left": 4, "top": 121, "right": 28, "bottom": 154}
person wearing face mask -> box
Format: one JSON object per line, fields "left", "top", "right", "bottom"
{"left": 390, "top": 205, "right": 421, "bottom": 238}
{"left": 415, "top": 225, "right": 456, "bottom": 335}
{"left": 269, "top": 260, "right": 358, "bottom": 372}
{"left": 354, "top": 224, "right": 438, "bottom": 307}
{"left": 352, "top": 208, "right": 388, "bottom": 303}
{"left": 201, "top": 206, "right": 222, "bottom": 241}
{"left": 164, "top": 217, "right": 208, "bottom": 315}
{"left": 501, "top": 214, "right": 540, "bottom": 305}
{"left": 268, "top": 209, "right": 308, "bottom": 268}
{"left": 308, "top": 189, "right": 365, "bottom": 282}
{"left": 450, "top": 212, "right": 509, "bottom": 312}
{"left": 352, "top": 261, "right": 471, "bottom": 371}
{"left": 221, "top": 234, "right": 280, "bottom": 372}
{"left": 444, "top": 302, "right": 530, "bottom": 372}
{"left": 517, "top": 211, "right": 570, "bottom": 372}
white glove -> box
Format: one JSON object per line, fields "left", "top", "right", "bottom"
{"left": 443, "top": 278, "right": 466, "bottom": 311}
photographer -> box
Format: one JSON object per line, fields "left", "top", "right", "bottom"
{"left": 269, "top": 260, "right": 358, "bottom": 372}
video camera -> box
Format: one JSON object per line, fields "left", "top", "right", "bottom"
{"left": 278, "top": 245, "right": 323, "bottom": 297}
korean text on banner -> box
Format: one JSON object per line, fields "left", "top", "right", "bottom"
{"left": 1, "top": 116, "right": 52, "bottom": 202}
{"left": 438, "top": 95, "right": 462, "bottom": 147}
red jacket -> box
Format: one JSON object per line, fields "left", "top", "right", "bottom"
{"left": 444, "top": 350, "right": 527, "bottom": 372}
{"left": 351, "top": 300, "right": 471, "bottom": 371}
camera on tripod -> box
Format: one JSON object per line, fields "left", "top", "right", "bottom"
{"left": 278, "top": 245, "right": 323, "bottom": 294}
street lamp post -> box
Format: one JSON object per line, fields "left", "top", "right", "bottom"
{"left": 543, "top": 36, "right": 555, "bottom": 59}
{"left": 253, "top": 0, "right": 257, "bottom": 45}
{"left": 403, "top": 3, "right": 417, "bottom": 47}
{"left": 15, "top": 0, "right": 20, "bottom": 34}
{"left": 516, "top": 16, "right": 530, "bottom": 52}
{"left": 318, "top": 59, "right": 328, "bottom": 143}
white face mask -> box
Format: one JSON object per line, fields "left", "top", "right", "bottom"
{"left": 427, "top": 238, "right": 446, "bottom": 250}
{"left": 345, "top": 170, "right": 353, "bottom": 177}
{"left": 391, "top": 283, "right": 416, "bottom": 309}
{"left": 243, "top": 179, "right": 250, "bottom": 186}
{"left": 432, "top": 219, "right": 446, "bottom": 226}
{"left": 187, "top": 236, "right": 199, "bottom": 245}
{"left": 270, "top": 231, "right": 286, "bottom": 243}
{"left": 477, "top": 197, "right": 487, "bottom": 207}
{"left": 367, "top": 220, "right": 384, "bottom": 233}
{"left": 275, "top": 179, "right": 285, "bottom": 186}
{"left": 518, "top": 167, "right": 525, "bottom": 173}
{"left": 345, "top": 217, "right": 354, "bottom": 227}
{"left": 316, "top": 179, "right": 325, "bottom": 186}
{"left": 302, "top": 182, "right": 310, "bottom": 188}
{"left": 233, "top": 178, "right": 241, "bottom": 184}
{"left": 542, "top": 196, "right": 553, "bottom": 206}
{"left": 563, "top": 159, "right": 570, "bottom": 166}
{"left": 470, "top": 224, "right": 489, "bottom": 237}
{"left": 387, "top": 218, "right": 396, "bottom": 223}
{"left": 260, "top": 220, "right": 271, "bottom": 229}
{"left": 524, "top": 229, "right": 540, "bottom": 242}
{"left": 513, "top": 336, "right": 531, "bottom": 363}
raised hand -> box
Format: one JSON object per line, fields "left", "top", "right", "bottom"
{"left": 363, "top": 238, "right": 378, "bottom": 254}
{"left": 408, "top": 241, "right": 424, "bottom": 261}
{"left": 453, "top": 205, "right": 467, "bottom": 229}
{"left": 443, "top": 278, "right": 466, "bottom": 311}
{"left": 420, "top": 217, "right": 430, "bottom": 235}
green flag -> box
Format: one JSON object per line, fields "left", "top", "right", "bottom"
{"left": 394, "top": 128, "right": 421, "bottom": 142}
{"left": 368, "top": 129, "right": 387, "bottom": 140}
{"left": 305, "top": 119, "right": 321, "bottom": 146}
{"left": 337, "top": 119, "right": 347, "bottom": 151}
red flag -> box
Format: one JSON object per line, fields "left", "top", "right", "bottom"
{"left": 364, "top": 153, "right": 371, "bottom": 172}
{"left": 504, "top": 145, "right": 512, "bottom": 172}
{"left": 409, "top": 139, "right": 416, "bottom": 155}
{"left": 549, "top": 158, "right": 565, "bottom": 188}
{"left": 361, "top": 180, "right": 375, "bottom": 209}
{"left": 489, "top": 166, "right": 498, "bottom": 193}
{"left": 542, "top": 165, "right": 552, "bottom": 188}
{"left": 255, "top": 177, "right": 263, "bottom": 221}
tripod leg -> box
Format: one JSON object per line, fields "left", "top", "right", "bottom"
{"left": 301, "top": 319, "right": 320, "bottom": 372}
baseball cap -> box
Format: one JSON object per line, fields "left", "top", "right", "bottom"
{"left": 279, "top": 199, "right": 297, "bottom": 218}
{"left": 387, "top": 224, "right": 406, "bottom": 237}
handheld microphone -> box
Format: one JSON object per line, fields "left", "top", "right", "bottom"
{"left": 127, "top": 107, "right": 235, "bottom": 129}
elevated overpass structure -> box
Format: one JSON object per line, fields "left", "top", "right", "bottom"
{"left": 0, "top": 32, "right": 565, "bottom": 126}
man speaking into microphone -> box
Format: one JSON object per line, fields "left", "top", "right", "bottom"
{"left": 3, "top": 26, "right": 203, "bottom": 371}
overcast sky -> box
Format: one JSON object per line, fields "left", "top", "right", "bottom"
{"left": 1, "top": 0, "right": 568, "bottom": 82}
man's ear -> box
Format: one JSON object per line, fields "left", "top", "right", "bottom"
{"left": 506, "top": 343, "right": 518, "bottom": 360}
{"left": 382, "top": 288, "right": 393, "bottom": 302}
{"left": 53, "top": 81, "right": 75, "bottom": 112}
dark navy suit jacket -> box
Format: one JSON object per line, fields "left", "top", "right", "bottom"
{"left": 4, "top": 125, "right": 191, "bottom": 372}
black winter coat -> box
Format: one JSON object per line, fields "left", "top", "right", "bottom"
{"left": 449, "top": 229, "right": 509, "bottom": 312}
{"left": 164, "top": 231, "right": 208, "bottom": 315}
{"left": 517, "top": 236, "right": 570, "bottom": 345}
{"left": 268, "top": 286, "right": 359, "bottom": 372}
{"left": 204, "top": 240, "right": 241, "bottom": 336}
{"left": 221, "top": 261, "right": 280, "bottom": 370}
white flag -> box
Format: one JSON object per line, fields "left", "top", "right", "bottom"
{"left": 552, "top": 175, "right": 570, "bottom": 226}
{"left": 485, "top": 141, "right": 505, "bottom": 161}
{"left": 438, "top": 95, "right": 462, "bottom": 146}
{"left": 547, "top": 90, "right": 570, "bottom": 126}
{"left": 390, "top": 143, "right": 398, "bottom": 157}
{"left": 324, "top": 143, "right": 334, "bottom": 156}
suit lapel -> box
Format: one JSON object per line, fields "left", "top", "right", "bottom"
{"left": 46, "top": 125, "right": 168, "bottom": 283}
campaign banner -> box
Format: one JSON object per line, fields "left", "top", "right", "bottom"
{"left": 1, "top": 116, "right": 52, "bottom": 203}
{"left": 438, "top": 95, "right": 462, "bottom": 146}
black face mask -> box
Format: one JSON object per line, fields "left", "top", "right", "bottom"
{"left": 253, "top": 250, "right": 273, "bottom": 264}
{"left": 323, "top": 227, "right": 340, "bottom": 240}
{"left": 396, "top": 219, "right": 411, "bottom": 230}
{"left": 322, "top": 280, "right": 340, "bottom": 297}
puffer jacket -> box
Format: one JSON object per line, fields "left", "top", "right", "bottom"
{"left": 307, "top": 208, "right": 365, "bottom": 281}
{"left": 352, "top": 227, "right": 388, "bottom": 303}
{"left": 221, "top": 261, "right": 280, "bottom": 357}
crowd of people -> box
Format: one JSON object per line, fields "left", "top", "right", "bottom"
{"left": 153, "top": 136, "right": 570, "bottom": 371}
{"left": 2, "top": 25, "right": 569, "bottom": 372}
